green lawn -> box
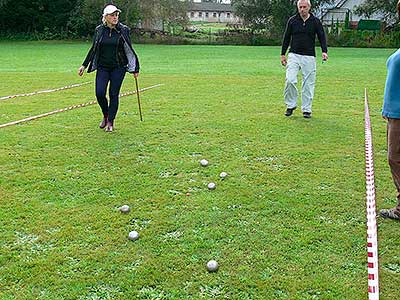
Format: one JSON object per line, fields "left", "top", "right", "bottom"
{"left": 189, "top": 22, "right": 229, "bottom": 33}
{"left": 0, "top": 42, "right": 399, "bottom": 299}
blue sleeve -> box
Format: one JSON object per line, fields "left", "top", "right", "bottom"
{"left": 383, "top": 51, "right": 400, "bottom": 119}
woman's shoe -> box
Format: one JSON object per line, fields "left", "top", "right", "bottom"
{"left": 105, "top": 121, "right": 114, "bottom": 132}
{"left": 99, "top": 118, "right": 107, "bottom": 129}
{"left": 380, "top": 208, "right": 400, "bottom": 220}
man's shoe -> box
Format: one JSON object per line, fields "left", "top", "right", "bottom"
{"left": 105, "top": 121, "right": 114, "bottom": 132}
{"left": 303, "top": 112, "right": 311, "bottom": 119}
{"left": 99, "top": 118, "right": 107, "bottom": 129}
{"left": 380, "top": 208, "right": 400, "bottom": 220}
{"left": 285, "top": 107, "right": 296, "bottom": 117}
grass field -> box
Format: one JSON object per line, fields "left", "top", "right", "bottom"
{"left": 189, "top": 22, "right": 229, "bottom": 33}
{"left": 0, "top": 41, "right": 399, "bottom": 299}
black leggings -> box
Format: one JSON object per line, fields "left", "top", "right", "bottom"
{"left": 95, "top": 66, "right": 126, "bottom": 122}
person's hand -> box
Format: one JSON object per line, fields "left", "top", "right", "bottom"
{"left": 78, "top": 66, "right": 86, "bottom": 76}
{"left": 280, "top": 55, "right": 287, "bottom": 66}
{"left": 322, "top": 52, "right": 328, "bottom": 62}
{"left": 383, "top": 116, "right": 388, "bottom": 121}
{"left": 133, "top": 72, "right": 139, "bottom": 78}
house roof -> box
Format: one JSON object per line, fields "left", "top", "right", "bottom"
{"left": 335, "top": 0, "right": 348, "bottom": 8}
{"left": 320, "top": 0, "right": 358, "bottom": 19}
{"left": 189, "top": 3, "right": 234, "bottom": 12}
{"left": 323, "top": 0, "right": 366, "bottom": 11}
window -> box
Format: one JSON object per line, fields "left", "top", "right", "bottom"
{"left": 205, "top": 12, "right": 209, "bottom": 17}
{"left": 191, "top": 12, "right": 194, "bottom": 17}
{"left": 213, "top": 12, "right": 217, "bottom": 17}
{"left": 227, "top": 13, "right": 231, "bottom": 18}
{"left": 199, "top": 12, "right": 202, "bottom": 17}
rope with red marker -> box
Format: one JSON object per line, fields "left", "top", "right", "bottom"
{"left": 364, "top": 88, "right": 379, "bottom": 300}
{"left": 0, "top": 84, "right": 163, "bottom": 129}
{"left": 0, "top": 81, "right": 92, "bottom": 101}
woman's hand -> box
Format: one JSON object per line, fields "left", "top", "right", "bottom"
{"left": 78, "top": 66, "right": 86, "bottom": 76}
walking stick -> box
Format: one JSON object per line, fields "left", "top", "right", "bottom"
{"left": 134, "top": 77, "right": 143, "bottom": 121}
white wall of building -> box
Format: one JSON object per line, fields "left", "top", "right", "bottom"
{"left": 187, "top": 11, "right": 239, "bottom": 23}
{"left": 321, "top": 0, "right": 384, "bottom": 24}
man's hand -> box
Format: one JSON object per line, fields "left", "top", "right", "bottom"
{"left": 133, "top": 72, "right": 139, "bottom": 78}
{"left": 322, "top": 52, "right": 328, "bottom": 62}
{"left": 78, "top": 66, "right": 85, "bottom": 76}
{"left": 280, "top": 55, "right": 287, "bottom": 66}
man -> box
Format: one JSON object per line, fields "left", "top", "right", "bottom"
{"left": 379, "top": 0, "right": 400, "bottom": 220}
{"left": 281, "top": 0, "right": 328, "bottom": 118}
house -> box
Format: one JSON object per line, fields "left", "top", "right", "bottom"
{"left": 319, "top": 0, "right": 383, "bottom": 27}
{"left": 187, "top": 2, "right": 241, "bottom": 24}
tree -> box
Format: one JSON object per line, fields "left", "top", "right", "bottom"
{"left": 159, "top": 0, "right": 189, "bottom": 30}
{"left": 233, "top": 0, "right": 334, "bottom": 36}
{"left": 0, "top": 0, "right": 188, "bottom": 38}
{"left": 0, "top": 0, "right": 9, "bottom": 7}
{"left": 233, "top": 0, "right": 272, "bottom": 32}
{"left": 137, "top": 0, "right": 188, "bottom": 30}
{"left": 354, "top": 0, "right": 398, "bottom": 25}
{"left": 344, "top": 10, "right": 349, "bottom": 29}
{"left": 0, "top": 0, "right": 79, "bottom": 34}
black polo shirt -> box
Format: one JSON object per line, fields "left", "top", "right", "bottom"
{"left": 99, "top": 27, "right": 126, "bottom": 69}
{"left": 281, "top": 13, "right": 327, "bottom": 57}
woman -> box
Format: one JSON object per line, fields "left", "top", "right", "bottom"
{"left": 380, "top": 0, "right": 400, "bottom": 220}
{"left": 78, "top": 4, "right": 140, "bottom": 132}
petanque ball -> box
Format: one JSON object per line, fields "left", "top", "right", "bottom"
{"left": 128, "top": 230, "right": 139, "bottom": 241}
{"left": 206, "top": 260, "right": 219, "bottom": 272}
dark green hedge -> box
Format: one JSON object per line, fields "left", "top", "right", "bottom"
{"left": 327, "top": 30, "right": 400, "bottom": 48}
{"left": 2, "top": 26, "right": 400, "bottom": 49}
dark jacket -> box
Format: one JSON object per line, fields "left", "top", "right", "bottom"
{"left": 281, "top": 13, "right": 327, "bottom": 57}
{"left": 82, "top": 22, "right": 140, "bottom": 73}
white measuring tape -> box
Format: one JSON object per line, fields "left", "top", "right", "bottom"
{"left": 0, "top": 84, "right": 163, "bottom": 129}
{"left": 364, "top": 88, "right": 379, "bottom": 300}
{"left": 0, "top": 81, "right": 92, "bottom": 101}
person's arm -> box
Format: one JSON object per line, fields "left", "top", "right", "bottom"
{"left": 124, "top": 27, "right": 140, "bottom": 77}
{"left": 78, "top": 29, "right": 97, "bottom": 76}
{"left": 78, "top": 28, "right": 98, "bottom": 76}
{"left": 82, "top": 30, "right": 97, "bottom": 67}
{"left": 281, "top": 18, "right": 292, "bottom": 66}
{"left": 315, "top": 18, "right": 328, "bottom": 60}
{"left": 281, "top": 18, "right": 292, "bottom": 56}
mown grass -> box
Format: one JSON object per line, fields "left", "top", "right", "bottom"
{"left": 189, "top": 22, "right": 229, "bottom": 33}
{"left": 0, "top": 41, "right": 399, "bottom": 299}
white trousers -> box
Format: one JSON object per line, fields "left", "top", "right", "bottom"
{"left": 284, "top": 53, "right": 316, "bottom": 113}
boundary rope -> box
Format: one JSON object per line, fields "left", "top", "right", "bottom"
{"left": 364, "top": 88, "right": 380, "bottom": 300}
{"left": 0, "top": 84, "right": 163, "bottom": 129}
{"left": 0, "top": 81, "right": 92, "bottom": 101}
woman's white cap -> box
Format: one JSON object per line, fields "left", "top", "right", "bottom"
{"left": 103, "top": 4, "right": 121, "bottom": 16}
